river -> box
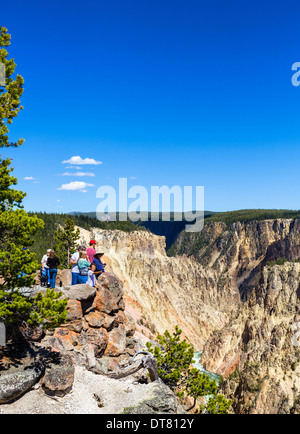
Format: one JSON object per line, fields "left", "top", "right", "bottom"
{"left": 192, "top": 351, "right": 221, "bottom": 385}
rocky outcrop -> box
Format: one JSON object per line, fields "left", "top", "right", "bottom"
{"left": 0, "top": 273, "right": 141, "bottom": 403}
{"left": 0, "top": 269, "right": 185, "bottom": 413}
{"left": 41, "top": 273, "right": 138, "bottom": 363}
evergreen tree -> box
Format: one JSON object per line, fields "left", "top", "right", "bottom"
{"left": 54, "top": 218, "right": 80, "bottom": 269}
{"left": 146, "top": 326, "right": 232, "bottom": 414}
{"left": 0, "top": 26, "right": 43, "bottom": 290}
{"left": 0, "top": 27, "right": 67, "bottom": 340}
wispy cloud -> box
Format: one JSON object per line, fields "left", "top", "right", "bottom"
{"left": 57, "top": 181, "right": 95, "bottom": 193}
{"left": 62, "top": 156, "right": 102, "bottom": 166}
{"left": 23, "top": 176, "right": 35, "bottom": 181}
{"left": 59, "top": 172, "right": 96, "bottom": 177}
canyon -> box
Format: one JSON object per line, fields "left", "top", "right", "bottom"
{"left": 77, "top": 218, "right": 300, "bottom": 413}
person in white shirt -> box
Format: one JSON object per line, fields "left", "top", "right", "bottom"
{"left": 41, "top": 249, "right": 51, "bottom": 287}
{"left": 70, "top": 245, "right": 86, "bottom": 285}
{"left": 87, "top": 263, "right": 97, "bottom": 287}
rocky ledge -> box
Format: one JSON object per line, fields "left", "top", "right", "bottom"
{"left": 0, "top": 272, "right": 184, "bottom": 413}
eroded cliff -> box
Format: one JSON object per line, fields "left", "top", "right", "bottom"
{"left": 77, "top": 218, "right": 300, "bottom": 413}
{"left": 78, "top": 228, "right": 240, "bottom": 349}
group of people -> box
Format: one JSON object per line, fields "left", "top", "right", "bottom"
{"left": 41, "top": 240, "right": 106, "bottom": 289}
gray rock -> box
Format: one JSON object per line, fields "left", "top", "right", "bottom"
{"left": 61, "top": 284, "right": 97, "bottom": 301}
{"left": 121, "top": 381, "right": 186, "bottom": 414}
{"left": 0, "top": 362, "right": 44, "bottom": 404}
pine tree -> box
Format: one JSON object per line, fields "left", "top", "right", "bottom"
{"left": 146, "top": 326, "right": 232, "bottom": 414}
{"left": 0, "top": 27, "right": 68, "bottom": 340}
{"left": 0, "top": 26, "right": 43, "bottom": 290}
{"left": 54, "top": 218, "right": 80, "bottom": 269}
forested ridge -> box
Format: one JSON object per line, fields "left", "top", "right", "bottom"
{"left": 29, "top": 209, "right": 300, "bottom": 262}
{"left": 29, "top": 212, "right": 148, "bottom": 261}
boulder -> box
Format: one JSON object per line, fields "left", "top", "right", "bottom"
{"left": 41, "top": 336, "right": 67, "bottom": 353}
{"left": 124, "top": 312, "right": 136, "bottom": 337}
{"left": 92, "top": 286, "right": 118, "bottom": 314}
{"left": 83, "top": 327, "right": 109, "bottom": 357}
{"left": 102, "top": 314, "right": 116, "bottom": 331}
{"left": 66, "top": 299, "right": 83, "bottom": 321}
{"left": 62, "top": 284, "right": 97, "bottom": 301}
{"left": 58, "top": 269, "right": 72, "bottom": 287}
{"left": 85, "top": 311, "right": 105, "bottom": 328}
{"left": 0, "top": 362, "right": 44, "bottom": 404}
{"left": 122, "top": 381, "right": 186, "bottom": 414}
{"left": 19, "top": 323, "right": 44, "bottom": 342}
{"left": 53, "top": 328, "right": 78, "bottom": 351}
{"left": 104, "top": 324, "right": 127, "bottom": 357}
{"left": 98, "top": 273, "right": 124, "bottom": 303}
{"left": 42, "top": 354, "right": 75, "bottom": 397}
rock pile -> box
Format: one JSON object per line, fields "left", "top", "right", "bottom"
{"left": 0, "top": 272, "right": 142, "bottom": 402}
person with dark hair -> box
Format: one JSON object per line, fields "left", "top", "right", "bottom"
{"left": 46, "top": 250, "right": 60, "bottom": 289}
{"left": 92, "top": 252, "right": 106, "bottom": 279}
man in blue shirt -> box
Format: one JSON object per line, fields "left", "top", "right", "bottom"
{"left": 92, "top": 252, "right": 106, "bottom": 279}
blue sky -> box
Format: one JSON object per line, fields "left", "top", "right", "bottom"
{"left": 1, "top": 0, "right": 300, "bottom": 213}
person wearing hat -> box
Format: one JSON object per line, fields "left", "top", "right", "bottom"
{"left": 86, "top": 240, "right": 96, "bottom": 263}
{"left": 92, "top": 252, "right": 106, "bottom": 279}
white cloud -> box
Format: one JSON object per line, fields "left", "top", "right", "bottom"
{"left": 62, "top": 156, "right": 102, "bottom": 166}
{"left": 57, "top": 181, "right": 95, "bottom": 193}
{"left": 59, "top": 172, "right": 96, "bottom": 177}
{"left": 66, "top": 166, "right": 82, "bottom": 170}
{"left": 23, "top": 176, "right": 35, "bottom": 181}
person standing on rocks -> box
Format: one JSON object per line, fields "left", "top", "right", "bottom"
{"left": 41, "top": 249, "right": 51, "bottom": 287}
{"left": 46, "top": 250, "right": 60, "bottom": 289}
{"left": 70, "top": 245, "right": 86, "bottom": 285}
{"left": 86, "top": 239, "right": 96, "bottom": 263}
{"left": 92, "top": 252, "right": 106, "bottom": 279}
{"left": 77, "top": 251, "right": 91, "bottom": 284}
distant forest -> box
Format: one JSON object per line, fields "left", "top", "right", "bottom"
{"left": 204, "top": 209, "right": 300, "bottom": 225}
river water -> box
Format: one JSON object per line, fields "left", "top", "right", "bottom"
{"left": 192, "top": 351, "right": 221, "bottom": 385}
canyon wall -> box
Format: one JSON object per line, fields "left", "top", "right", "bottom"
{"left": 201, "top": 262, "right": 300, "bottom": 414}
{"left": 78, "top": 218, "right": 300, "bottom": 413}
{"left": 78, "top": 228, "right": 239, "bottom": 349}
